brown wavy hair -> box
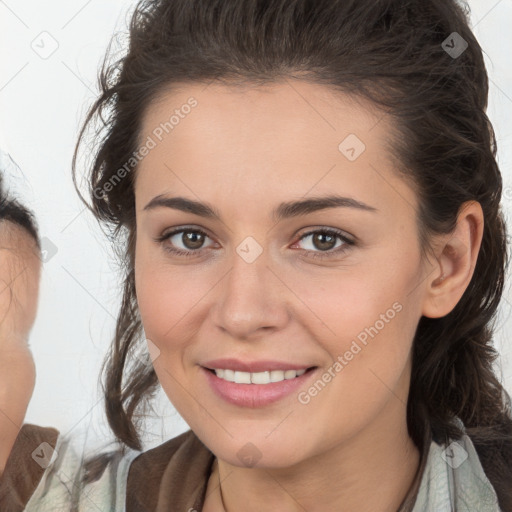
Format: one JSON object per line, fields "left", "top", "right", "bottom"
{"left": 73, "top": 0, "right": 512, "bottom": 508}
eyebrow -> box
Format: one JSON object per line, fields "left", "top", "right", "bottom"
{"left": 143, "top": 194, "right": 378, "bottom": 222}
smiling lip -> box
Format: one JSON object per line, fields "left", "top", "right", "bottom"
{"left": 201, "top": 358, "right": 314, "bottom": 373}
{"left": 201, "top": 360, "right": 318, "bottom": 408}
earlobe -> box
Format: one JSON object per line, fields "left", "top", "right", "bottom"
{"left": 421, "top": 201, "right": 484, "bottom": 319}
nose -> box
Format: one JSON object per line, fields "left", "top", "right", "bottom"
{"left": 212, "top": 246, "right": 289, "bottom": 341}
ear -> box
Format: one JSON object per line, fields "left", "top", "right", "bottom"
{"left": 421, "top": 200, "right": 484, "bottom": 319}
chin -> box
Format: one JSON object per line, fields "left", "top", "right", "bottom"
{"left": 202, "top": 430, "right": 311, "bottom": 470}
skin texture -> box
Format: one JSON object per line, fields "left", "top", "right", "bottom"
{"left": 0, "top": 222, "right": 40, "bottom": 476}
{"left": 133, "top": 80, "right": 484, "bottom": 511}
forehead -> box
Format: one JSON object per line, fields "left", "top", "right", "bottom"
{"left": 139, "top": 80, "right": 384, "bottom": 158}
{"left": 135, "top": 80, "right": 417, "bottom": 218}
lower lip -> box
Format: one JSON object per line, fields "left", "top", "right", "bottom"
{"left": 201, "top": 366, "right": 317, "bottom": 408}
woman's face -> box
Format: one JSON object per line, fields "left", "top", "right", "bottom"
{"left": 134, "top": 80, "right": 435, "bottom": 468}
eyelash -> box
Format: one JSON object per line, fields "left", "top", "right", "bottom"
{"left": 155, "top": 226, "right": 355, "bottom": 261}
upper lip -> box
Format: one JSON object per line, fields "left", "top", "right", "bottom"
{"left": 202, "top": 358, "right": 315, "bottom": 373}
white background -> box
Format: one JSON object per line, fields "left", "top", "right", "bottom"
{"left": 1, "top": 0, "right": 511, "bottom": 452}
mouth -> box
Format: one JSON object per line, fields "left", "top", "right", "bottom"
{"left": 201, "top": 364, "right": 319, "bottom": 408}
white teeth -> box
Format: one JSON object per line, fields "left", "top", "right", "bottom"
{"left": 213, "top": 368, "right": 307, "bottom": 384}
{"left": 270, "top": 370, "right": 285, "bottom": 382}
{"left": 223, "top": 369, "right": 235, "bottom": 382}
{"left": 285, "top": 369, "right": 303, "bottom": 379}
{"left": 234, "top": 371, "right": 251, "bottom": 384}
{"left": 251, "top": 371, "right": 270, "bottom": 384}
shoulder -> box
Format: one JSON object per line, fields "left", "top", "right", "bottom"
{"left": 1, "top": 423, "right": 140, "bottom": 512}
{"left": 0, "top": 425, "right": 214, "bottom": 512}
{"left": 0, "top": 423, "right": 59, "bottom": 510}
{"left": 413, "top": 418, "right": 503, "bottom": 511}
{"left": 27, "top": 425, "right": 141, "bottom": 512}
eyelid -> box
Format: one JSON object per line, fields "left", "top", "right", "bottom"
{"left": 294, "top": 226, "right": 354, "bottom": 244}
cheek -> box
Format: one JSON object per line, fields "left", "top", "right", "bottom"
{"left": 134, "top": 259, "right": 210, "bottom": 424}
{"left": 285, "top": 263, "right": 404, "bottom": 345}
{"left": 136, "top": 266, "right": 181, "bottom": 345}
{"left": 291, "top": 277, "right": 415, "bottom": 441}
{"left": 289, "top": 254, "right": 418, "bottom": 390}
{"left": 134, "top": 255, "right": 210, "bottom": 358}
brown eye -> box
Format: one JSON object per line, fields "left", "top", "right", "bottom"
{"left": 293, "top": 228, "right": 355, "bottom": 260}
{"left": 181, "top": 231, "right": 205, "bottom": 250}
{"left": 311, "top": 232, "right": 337, "bottom": 251}
{"left": 156, "top": 227, "right": 215, "bottom": 257}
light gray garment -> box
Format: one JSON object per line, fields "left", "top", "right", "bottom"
{"left": 411, "top": 417, "right": 502, "bottom": 512}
